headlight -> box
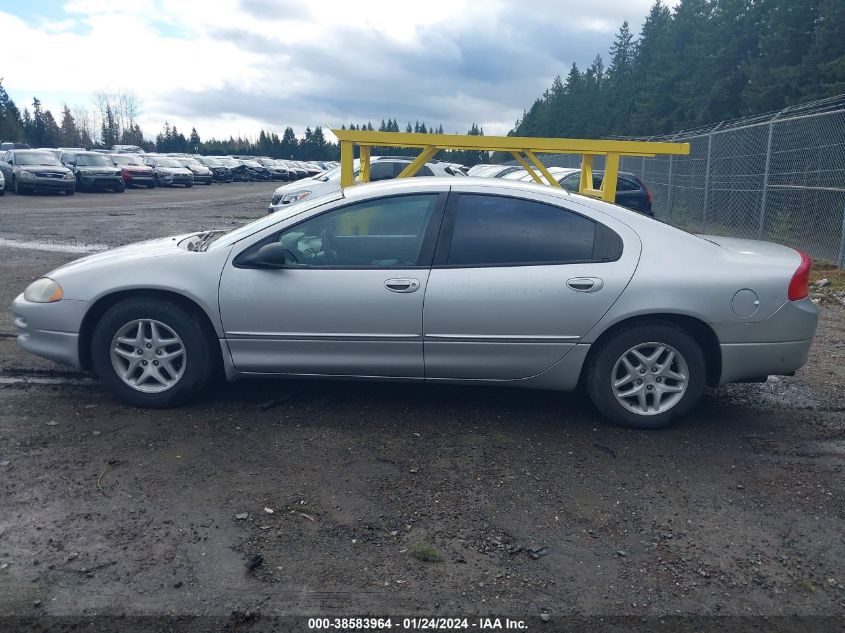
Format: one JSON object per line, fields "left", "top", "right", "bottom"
{"left": 282, "top": 190, "right": 312, "bottom": 204}
{"left": 159, "top": 169, "right": 172, "bottom": 176}
{"left": 64, "top": 172, "right": 75, "bottom": 179}
{"left": 19, "top": 170, "right": 34, "bottom": 178}
{"left": 271, "top": 192, "right": 283, "bottom": 205}
{"left": 24, "top": 277, "right": 64, "bottom": 303}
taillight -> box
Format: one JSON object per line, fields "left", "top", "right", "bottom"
{"left": 787, "top": 250, "right": 812, "bottom": 301}
{"left": 646, "top": 187, "right": 652, "bottom": 205}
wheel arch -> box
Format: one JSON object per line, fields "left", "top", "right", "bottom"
{"left": 78, "top": 289, "right": 221, "bottom": 372}
{"left": 583, "top": 313, "right": 722, "bottom": 387}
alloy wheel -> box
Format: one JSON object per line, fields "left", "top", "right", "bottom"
{"left": 110, "top": 319, "right": 186, "bottom": 393}
{"left": 611, "top": 342, "right": 689, "bottom": 416}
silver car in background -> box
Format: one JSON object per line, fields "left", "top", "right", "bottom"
{"left": 11, "top": 178, "right": 818, "bottom": 429}
{"left": 267, "top": 157, "right": 458, "bottom": 213}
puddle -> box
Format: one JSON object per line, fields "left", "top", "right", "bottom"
{"left": 0, "top": 238, "right": 109, "bottom": 254}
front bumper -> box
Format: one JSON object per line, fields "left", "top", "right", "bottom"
{"left": 11, "top": 294, "right": 88, "bottom": 368}
{"left": 21, "top": 175, "right": 74, "bottom": 190}
{"left": 191, "top": 173, "right": 213, "bottom": 184}
{"left": 79, "top": 175, "right": 123, "bottom": 188}
{"left": 124, "top": 173, "right": 155, "bottom": 185}
{"left": 159, "top": 173, "right": 193, "bottom": 185}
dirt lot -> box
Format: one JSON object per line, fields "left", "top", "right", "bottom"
{"left": 0, "top": 184, "right": 843, "bottom": 628}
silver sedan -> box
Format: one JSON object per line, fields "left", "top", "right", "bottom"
{"left": 11, "top": 178, "right": 818, "bottom": 429}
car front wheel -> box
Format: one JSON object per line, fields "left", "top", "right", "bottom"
{"left": 585, "top": 322, "right": 706, "bottom": 430}
{"left": 91, "top": 298, "right": 215, "bottom": 408}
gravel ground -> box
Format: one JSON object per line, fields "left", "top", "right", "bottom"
{"left": 0, "top": 185, "right": 842, "bottom": 627}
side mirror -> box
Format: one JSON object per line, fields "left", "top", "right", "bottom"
{"left": 238, "top": 242, "right": 292, "bottom": 269}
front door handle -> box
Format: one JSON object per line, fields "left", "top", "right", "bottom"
{"left": 566, "top": 277, "right": 604, "bottom": 293}
{"left": 385, "top": 278, "right": 420, "bottom": 293}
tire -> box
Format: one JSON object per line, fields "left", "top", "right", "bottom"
{"left": 186, "top": 182, "right": 193, "bottom": 188}
{"left": 147, "top": 181, "right": 156, "bottom": 189}
{"left": 0, "top": 188, "right": 5, "bottom": 196}
{"left": 65, "top": 187, "right": 75, "bottom": 196}
{"left": 13, "top": 177, "right": 26, "bottom": 194}
{"left": 114, "top": 181, "right": 126, "bottom": 193}
{"left": 90, "top": 297, "right": 216, "bottom": 408}
{"left": 585, "top": 322, "right": 706, "bottom": 430}
{"left": 205, "top": 180, "right": 212, "bottom": 185}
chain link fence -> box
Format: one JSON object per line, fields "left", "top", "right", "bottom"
{"left": 517, "top": 95, "right": 845, "bottom": 268}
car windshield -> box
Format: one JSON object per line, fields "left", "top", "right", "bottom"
{"left": 15, "top": 151, "right": 61, "bottom": 166}
{"left": 208, "top": 191, "right": 343, "bottom": 251}
{"left": 155, "top": 158, "right": 182, "bottom": 168}
{"left": 76, "top": 154, "right": 113, "bottom": 166}
{"left": 242, "top": 160, "right": 261, "bottom": 167}
{"left": 179, "top": 158, "right": 202, "bottom": 167}
{"left": 200, "top": 157, "right": 222, "bottom": 166}
{"left": 111, "top": 155, "right": 144, "bottom": 166}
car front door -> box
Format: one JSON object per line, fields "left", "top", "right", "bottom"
{"left": 218, "top": 192, "right": 446, "bottom": 377}
{"left": 422, "top": 190, "right": 640, "bottom": 381}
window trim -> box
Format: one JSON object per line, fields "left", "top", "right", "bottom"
{"left": 431, "top": 192, "right": 623, "bottom": 269}
{"left": 233, "top": 192, "right": 449, "bottom": 271}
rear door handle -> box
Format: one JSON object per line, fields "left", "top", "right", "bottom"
{"left": 566, "top": 277, "right": 604, "bottom": 293}
{"left": 385, "top": 278, "right": 420, "bottom": 293}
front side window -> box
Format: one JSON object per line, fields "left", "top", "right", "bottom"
{"left": 272, "top": 194, "right": 439, "bottom": 268}
{"left": 446, "top": 194, "right": 598, "bottom": 267}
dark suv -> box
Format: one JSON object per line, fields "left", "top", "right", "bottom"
{"left": 62, "top": 151, "right": 125, "bottom": 192}
{"left": 559, "top": 170, "right": 653, "bottom": 216}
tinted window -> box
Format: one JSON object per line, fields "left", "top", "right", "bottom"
{"left": 617, "top": 177, "right": 640, "bottom": 191}
{"left": 275, "top": 194, "right": 439, "bottom": 267}
{"left": 370, "top": 161, "right": 395, "bottom": 181}
{"left": 447, "top": 194, "right": 596, "bottom": 266}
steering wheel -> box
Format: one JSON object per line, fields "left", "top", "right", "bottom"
{"left": 320, "top": 228, "right": 338, "bottom": 265}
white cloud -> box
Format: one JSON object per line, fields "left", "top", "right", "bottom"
{"left": 1, "top": 0, "right": 678, "bottom": 141}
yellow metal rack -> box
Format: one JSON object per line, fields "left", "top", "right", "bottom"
{"left": 332, "top": 129, "right": 690, "bottom": 202}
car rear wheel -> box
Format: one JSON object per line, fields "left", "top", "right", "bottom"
{"left": 91, "top": 298, "right": 215, "bottom": 408}
{"left": 585, "top": 322, "right": 706, "bottom": 429}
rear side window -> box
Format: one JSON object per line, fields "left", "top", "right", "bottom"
{"left": 446, "top": 194, "right": 603, "bottom": 267}
{"left": 617, "top": 177, "right": 640, "bottom": 191}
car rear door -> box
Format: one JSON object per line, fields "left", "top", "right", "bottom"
{"left": 422, "top": 188, "right": 640, "bottom": 380}
{"left": 218, "top": 192, "right": 447, "bottom": 377}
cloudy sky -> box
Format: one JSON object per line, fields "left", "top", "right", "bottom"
{"left": 0, "top": 0, "right": 674, "bottom": 142}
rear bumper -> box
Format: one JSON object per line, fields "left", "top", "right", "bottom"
{"left": 719, "top": 339, "right": 812, "bottom": 384}
{"left": 715, "top": 298, "right": 818, "bottom": 384}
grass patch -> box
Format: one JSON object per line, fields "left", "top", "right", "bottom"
{"left": 409, "top": 542, "right": 443, "bottom": 562}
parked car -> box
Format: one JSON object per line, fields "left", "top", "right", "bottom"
{"left": 238, "top": 159, "right": 271, "bottom": 181}
{"left": 0, "top": 141, "right": 30, "bottom": 151}
{"left": 110, "top": 154, "right": 156, "bottom": 188}
{"left": 195, "top": 156, "right": 233, "bottom": 182}
{"left": 112, "top": 145, "right": 146, "bottom": 154}
{"left": 11, "top": 178, "right": 818, "bottom": 429}
{"left": 255, "top": 158, "right": 290, "bottom": 181}
{"left": 267, "top": 156, "right": 453, "bottom": 213}
{"left": 557, "top": 169, "right": 653, "bottom": 216}
{"left": 143, "top": 156, "right": 194, "bottom": 187}
{"left": 172, "top": 156, "right": 213, "bottom": 185}
{"left": 214, "top": 156, "right": 250, "bottom": 181}
{"left": 61, "top": 151, "right": 125, "bottom": 192}
{"left": 0, "top": 149, "right": 75, "bottom": 195}
{"left": 470, "top": 164, "right": 522, "bottom": 178}
{"left": 278, "top": 160, "right": 307, "bottom": 180}
{"left": 0, "top": 169, "right": 4, "bottom": 195}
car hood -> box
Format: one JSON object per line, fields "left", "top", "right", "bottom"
{"left": 156, "top": 167, "right": 192, "bottom": 174}
{"left": 19, "top": 164, "right": 70, "bottom": 174}
{"left": 48, "top": 233, "right": 200, "bottom": 280}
